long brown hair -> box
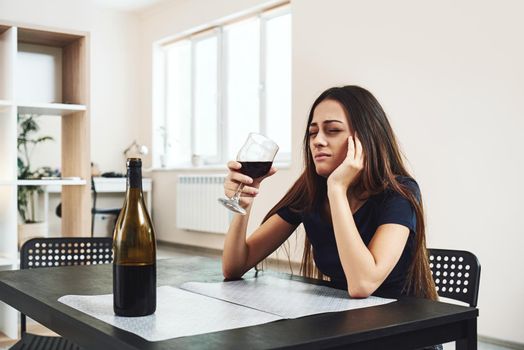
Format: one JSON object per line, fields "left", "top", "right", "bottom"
{"left": 262, "top": 86, "right": 437, "bottom": 299}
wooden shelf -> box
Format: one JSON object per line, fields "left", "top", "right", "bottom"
{"left": 17, "top": 102, "right": 86, "bottom": 116}
{"left": 17, "top": 179, "right": 86, "bottom": 186}
{"left": 0, "top": 179, "right": 86, "bottom": 186}
{"left": 18, "top": 27, "right": 83, "bottom": 47}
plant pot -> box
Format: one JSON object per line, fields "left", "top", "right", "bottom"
{"left": 18, "top": 222, "right": 49, "bottom": 248}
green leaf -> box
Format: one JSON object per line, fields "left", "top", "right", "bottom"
{"left": 16, "top": 113, "right": 55, "bottom": 222}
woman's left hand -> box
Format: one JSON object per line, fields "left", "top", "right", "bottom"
{"left": 327, "top": 135, "right": 364, "bottom": 191}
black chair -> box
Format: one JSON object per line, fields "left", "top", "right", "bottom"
{"left": 90, "top": 177, "right": 121, "bottom": 237}
{"left": 428, "top": 248, "right": 481, "bottom": 307}
{"left": 55, "top": 178, "right": 121, "bottom": 237}
{"left": 11, "top": 237, "right": 113, "bottom": 350}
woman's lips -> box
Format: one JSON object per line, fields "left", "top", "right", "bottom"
{"left": 314, "top": 154, "right": 331, "bottom": 161}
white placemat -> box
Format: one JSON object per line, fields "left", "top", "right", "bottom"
{"left": 58, "top": 276, "right": 396, "bottom": 342}
{"left": 181, "top": 275, "right": 396, "bottom": 318}
{"left": 58, "top": 286, "right": 282, "bottom": 342}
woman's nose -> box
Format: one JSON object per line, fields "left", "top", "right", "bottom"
{"left": 313, "top": 134, "right": 327, "bottom": 147}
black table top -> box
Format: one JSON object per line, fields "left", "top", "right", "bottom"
{"left": 0, "top": 256, "right": 478, "bottom": 350}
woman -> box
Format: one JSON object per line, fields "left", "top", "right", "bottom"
{"left": 222, "top": 85, "right": 437, "bottom": 300}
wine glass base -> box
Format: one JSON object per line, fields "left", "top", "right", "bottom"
{"left": 218, "top": 198, "right": 246, "bottom": 215}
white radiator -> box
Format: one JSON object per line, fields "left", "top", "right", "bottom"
{"left": 176, "top": 174, "right": 232, "bottom": 234}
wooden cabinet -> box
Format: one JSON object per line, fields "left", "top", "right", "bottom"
{"left": 0, "top": 21, "right": 91, "bottom": 263}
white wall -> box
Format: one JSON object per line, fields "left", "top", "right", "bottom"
{"left": 0, "top": 0, "right": 141, "bottom": 174}
{"left": 140, "top": 0, "right": 524, "bottom": 344}
{"left": 291, "top": 0, "right": 524, "bottom": 343}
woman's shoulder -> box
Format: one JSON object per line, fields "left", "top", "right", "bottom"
{"left": 376, "top": 175, "right": 420, "bottom": 202}
{"left": 374, "top": 176, "right": 420, "bottom": 230}
{"left": 276, "top": 205, "right": 303, "bottom": 225}
{"left": 396, "top": 175, "right": 420, "bottom": 193}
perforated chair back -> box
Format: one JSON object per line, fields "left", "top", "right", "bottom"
{"left": 18, "top": 237, "right": 113, "bottom": 347}
{"left": 428, "top": 248, "right": 481, "bottom": 307}
{"left": 21, "top": 237, "right": 113, "bottom": 269}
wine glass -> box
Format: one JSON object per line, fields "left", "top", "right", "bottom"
{"left": 218, "top": 133, "right": 279, "bottom": 215}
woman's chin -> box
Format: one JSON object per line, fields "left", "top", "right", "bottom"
{"left": 314, "top": 165, "right": 333, "bottom": 178}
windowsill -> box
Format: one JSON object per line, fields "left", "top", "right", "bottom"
{"left": 150, "top": 161, "right": 292, "bottom": 172}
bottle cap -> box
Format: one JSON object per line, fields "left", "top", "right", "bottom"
{"left": 127, "top": 158, "right": 142, "bottom": 168}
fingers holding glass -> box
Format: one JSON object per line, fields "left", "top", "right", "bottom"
{"left": 224, "top": 181, "right": 258, "bottom": 197}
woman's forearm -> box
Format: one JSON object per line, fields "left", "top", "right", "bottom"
{"left": 328, "top": 187, "right": 379, "bottom": 297}
{"left": 222, "top": 207, "right": 252, "bottom": 279}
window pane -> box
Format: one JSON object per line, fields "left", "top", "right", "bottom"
{"left": 157, "top": 8, "right": 291, "bottom": 167}
{"left": 265, "top": 13, "right": 291, "bottom": 161}
{"left": 194, "top": 35, "right": 218, "bottom": 159}
{"left": 225, "top": 19, "right": 260, "bottom": 159}
{"left": 165, "top": 40, "right": 191, "bottom": 166}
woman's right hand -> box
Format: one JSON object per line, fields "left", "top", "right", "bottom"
{"left": 224, "top": 161, "right": 277, "bottom": 209}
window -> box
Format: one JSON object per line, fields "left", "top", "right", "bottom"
{"left": 154, "top": 5, "right": 291, "bottom": 168}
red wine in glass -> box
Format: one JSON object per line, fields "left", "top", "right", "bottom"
{"left": 218, "top": 133, "right": 279, "bottom": 215}
{"left": 239, "top": 161, "right": 273, "bottom": 179}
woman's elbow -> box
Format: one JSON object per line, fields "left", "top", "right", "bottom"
{"left": 223, "top": 272, "right": 241, "bottom": 280}
{"left": 347, "top": 282, "right": 375, "bottom": 298}
{"left": 222, "top": 265, "right": 243, "bottom": 280}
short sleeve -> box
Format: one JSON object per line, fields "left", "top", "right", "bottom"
{"left": 377, "top": 180, "right": 419, "bottom": 233}
{"left": 276, "top": 206, "right": 302, "bottom": 225}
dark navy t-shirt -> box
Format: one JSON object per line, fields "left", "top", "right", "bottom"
{"left": 277, "top": 177, "right": 420, "bottom": 297}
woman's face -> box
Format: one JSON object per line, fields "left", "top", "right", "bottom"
{"left": 308, "top": 99, "right": 353, "bottom": 177}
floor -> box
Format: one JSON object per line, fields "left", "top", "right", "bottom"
{"left": 0, "top": 242, "right": 515, "bottom": 350}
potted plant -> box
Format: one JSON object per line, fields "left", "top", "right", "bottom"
{"left": 17, "top": 114, "right": 57, "bottom": 246}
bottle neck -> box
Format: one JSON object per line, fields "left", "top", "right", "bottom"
{"left": 127, "top": 166, "right": 142, "bottom": 190}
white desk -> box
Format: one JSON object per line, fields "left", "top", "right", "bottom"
{"left": 44, "top": 177, "right": 153, "bottom": 223}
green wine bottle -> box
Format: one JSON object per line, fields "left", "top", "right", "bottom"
{"left": 113, "top": 158, "right": 156, "bottom": 316}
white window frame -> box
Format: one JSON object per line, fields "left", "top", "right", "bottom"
{"left": 190, "top": 28, "right": 222, "bottom": 165}
{"left": 153, "top": 3, "right": 291, "bottom": 169}
{"left": 259, "top": 5, "right": 292, "bottom": 163}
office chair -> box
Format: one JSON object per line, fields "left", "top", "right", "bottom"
{"left": 90, "top": 177, "right": 121, "bottom": 237}
{"left": 428, "top": 248, "right": 481, "bottom": 307}
{"left": 11, "top": 237, "right": 113, "bottom": 350}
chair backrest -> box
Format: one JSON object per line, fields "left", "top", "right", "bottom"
{"left": 54, "top": 178, "right": 99, "bottom": 220}
{"left": 91, "top": 176, "right": 98, "bottom": 209}
{"left": 19, "top": 237, "right": 113, "bottom": 335}
{"left": 21, "top": 237, "right": 113, "bottom": 269}
{"left": 428, "top": 248, "right": 481, "bottom": 307}
{"left": 90, "top": 177, "right": 121, "bottom": 237}
{"left": 56, "top": 178, "right": 99, "bottom": 220}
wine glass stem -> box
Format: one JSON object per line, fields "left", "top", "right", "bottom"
{"left": 231, "top": 183, "right": 244, "bottom": 202}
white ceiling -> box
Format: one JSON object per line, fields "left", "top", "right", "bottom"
{"left": 91, "top": 0, "right": 172, "bottom": 13}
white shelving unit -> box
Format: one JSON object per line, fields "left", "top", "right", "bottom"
{"left": 17, "top": 102, "right": 86, "bottom": 115}
{"left": 0, "top": 24, "right": 19, "bottom": 340}
{"left": 17, "top": 179, "right": 86, "bottom": 186}
{"left": 0, "top": 179, "right": 86, "bottom": 186}
{"left": 0, "top": 257, "right": 17, "bottom": 268}
{"left": 0, "top": 21, "right": 90, "bottom": 339}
